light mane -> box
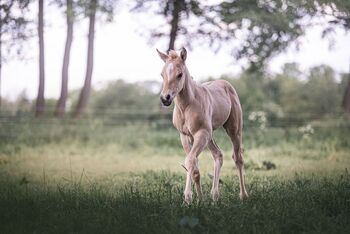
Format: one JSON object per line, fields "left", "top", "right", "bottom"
{"left": 168, "top": 50, "right": 179, "bottom": 60}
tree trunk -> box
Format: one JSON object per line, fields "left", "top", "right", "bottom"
{"left": 36, "top": 0, "right": 45, "bottom": 117}
{"left": 73, "top": 0, "right": 96, "bottom": 117}
{"left": 55, "top": 0, "right": 74, "bottom": 117}
{"left": 0, "top": 27, "right": 2, "bottom": 111}
{"left": 167, "top": 0, "right": 182, "bottom": 52}
{"left": 342, "top": 74, "right": 350, "bottom": 113}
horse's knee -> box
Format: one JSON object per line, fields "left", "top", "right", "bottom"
{"left": 185, "top": 157, "right": 200, "bottom": 181}
{"left": 185, "top": 156, "right": 197, "bottom": 169}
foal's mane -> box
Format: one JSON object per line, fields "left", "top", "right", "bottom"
{"left": 168, "top": 50, "right": 179, "bottom": 61}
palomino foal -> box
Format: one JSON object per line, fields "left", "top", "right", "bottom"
{"left": 157, "top": 48, "right": 248, "bottom": 204}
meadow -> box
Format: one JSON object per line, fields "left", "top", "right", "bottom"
{"left": 0, "top": 115, "right": 349, "bottom": 233}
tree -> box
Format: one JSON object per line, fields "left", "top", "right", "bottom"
{"left": 73, "top": 0, "right": 96, "bottom": 117}
{"left": 132, "top": 0, "right": 204, "bottom": 52}
{"left": 305, "top": 65, "right": 341, "bottom": 114}
{"left": 210, "top": 0, "right": 316, "bottom": 71}
{"left": 208, "top": 0, "right": 350, "bottom": 112}
{"left": 35, "top": 0, "right": 45, "bottom": 116}
{"left": 73, "top": 0, "right": 116, "bottom": 117}
{"left": 55, "top": 0, "right": 75, "bottom": 117}
{"left": 287, "top": 0, "right": 350, "bottom": 112}
{"left": 343, "top": 68, "right": 350, "bottom": 113}
{"left": 90, "top": 80, "right": 159, "bottom": 116}
{"left": 0, "top": 0, "right": 31, "bottom": 110}
{"left": 281, "top": 63, "right": 303, "bottom": 80}
{"left": 315, "top": 0, "right": 350, "bottom": 113}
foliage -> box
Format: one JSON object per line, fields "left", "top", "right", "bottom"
{"left": 89, "top": 80, "right": 160, "bottom": 116}
{"left": 304, "top": 65, "right": 342, "bottom": 114}
{"left": 0, "top": 0, "right": 32, "bottom": 62}
{"left": 211, "top": 0, "right": 314, "bottom": 70}
{"left": 130, "top": 0, "right": 349, "bottom": 71}
{"left": 2, "top": 63, "right": 347, "bottom": 124}
{"left": 76, "top": 0, "right": 117, "bottom": 22}
{"left": 132, "top": 0, "right": 206, "bottom": 50}
{"left": 314, "top": 0, "right": 350, "bottom": 29}
{"left": 221, "top": 64, "right": 345, "bottom": 124}
{"left": 187, "top": 0, "right": 348, "bottom": 71}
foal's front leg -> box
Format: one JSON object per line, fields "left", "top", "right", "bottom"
{"left": 183, "top": 130, "right": 209, "bottom": 204}
{"left": 180, "top": 133, "right": 191, "bottom": 155}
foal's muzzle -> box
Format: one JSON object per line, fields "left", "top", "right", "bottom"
{"left": 160, "top": 94, "right": 173, "bottom": 106}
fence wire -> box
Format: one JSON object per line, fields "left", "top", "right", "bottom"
{"left": 0, "top": 110, "right": 349, "bottom": 128}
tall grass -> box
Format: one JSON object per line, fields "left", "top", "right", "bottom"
{"left": 0, "top": 115, "right": 349, "bottom": 152}
{"left": 0, "top": 170, "right": 349, "bottom": 233}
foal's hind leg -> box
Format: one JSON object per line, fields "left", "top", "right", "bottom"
{"left": 224, "top": 114, "right": 248, "bottom": 200}
{"left": 208, "top": 139, "right": 223, "bottom": 202}
{"left": 232, "top": 135, "right": 248, "bottom": 200}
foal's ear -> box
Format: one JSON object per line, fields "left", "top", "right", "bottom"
{"left": 180, "top": 47, "right": 187, "bottom": 62}
{"left": 156, "top": 49, "right": 168, "bottom": 63}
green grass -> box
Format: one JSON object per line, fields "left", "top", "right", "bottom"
{"left": 0, "top": 171, "right": 349, "bottom": 233}
{"left": 0, "top": 117, "right": 349, "bottom": 233}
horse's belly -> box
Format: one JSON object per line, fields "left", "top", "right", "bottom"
{"left": 212, "top": 110, "right": 230, "bottom": 130}
{"left": 204, "top": 82, "right": 232, "bottom": 129}
{"left": 211, "top": 98, "right": 231, "bottom": 130}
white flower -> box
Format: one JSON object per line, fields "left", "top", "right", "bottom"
{"left": 298, "top": 124, "right": 314, "bottom": 138}
{"left": 248, "top": 111, "right": 267, "bottom": 130}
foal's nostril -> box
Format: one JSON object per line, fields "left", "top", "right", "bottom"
{"left": 160, "top": 94, "right": 172, "bottom": 106}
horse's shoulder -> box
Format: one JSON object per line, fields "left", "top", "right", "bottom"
{"left": 173, "top": 107, "right": 194, "bottom": 135}
{"left": 173, "top": 107, "right": 182, "bottom": 121}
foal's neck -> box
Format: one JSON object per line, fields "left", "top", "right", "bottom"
{"left": 175, "top": 66, "right": 198, "bottom": 112}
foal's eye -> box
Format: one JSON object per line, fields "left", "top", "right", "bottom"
{"left": 177, "top": 73, "right": 183, "bottom": 79}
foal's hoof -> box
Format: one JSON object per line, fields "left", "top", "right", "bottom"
{"left": 211, "top": 190, "right": 220, "bottom": 203}
{"left": 184, "top": 193, "right": 193, "bottom": 205}
{"left": 240, "top": 192, "right": 249, "bottom": 201}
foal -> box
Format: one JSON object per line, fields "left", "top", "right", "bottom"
{"left": 157, "top": 48, "right": 248, "bottom": 204}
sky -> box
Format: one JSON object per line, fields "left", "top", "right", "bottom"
{"left": 2, "top": 2, "right": 350, "bottom": 100}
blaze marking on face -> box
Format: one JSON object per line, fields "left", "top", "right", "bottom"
{"left": 166, "top": 63, "right": 174, "bottom": 80}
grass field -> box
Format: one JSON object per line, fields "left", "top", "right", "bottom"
{"left": 0, "top": 117, "right": 349, "bottom": 233}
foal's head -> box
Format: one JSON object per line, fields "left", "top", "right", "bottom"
{"left": 157, "top": 47, "right": 188, "bottom": 106}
